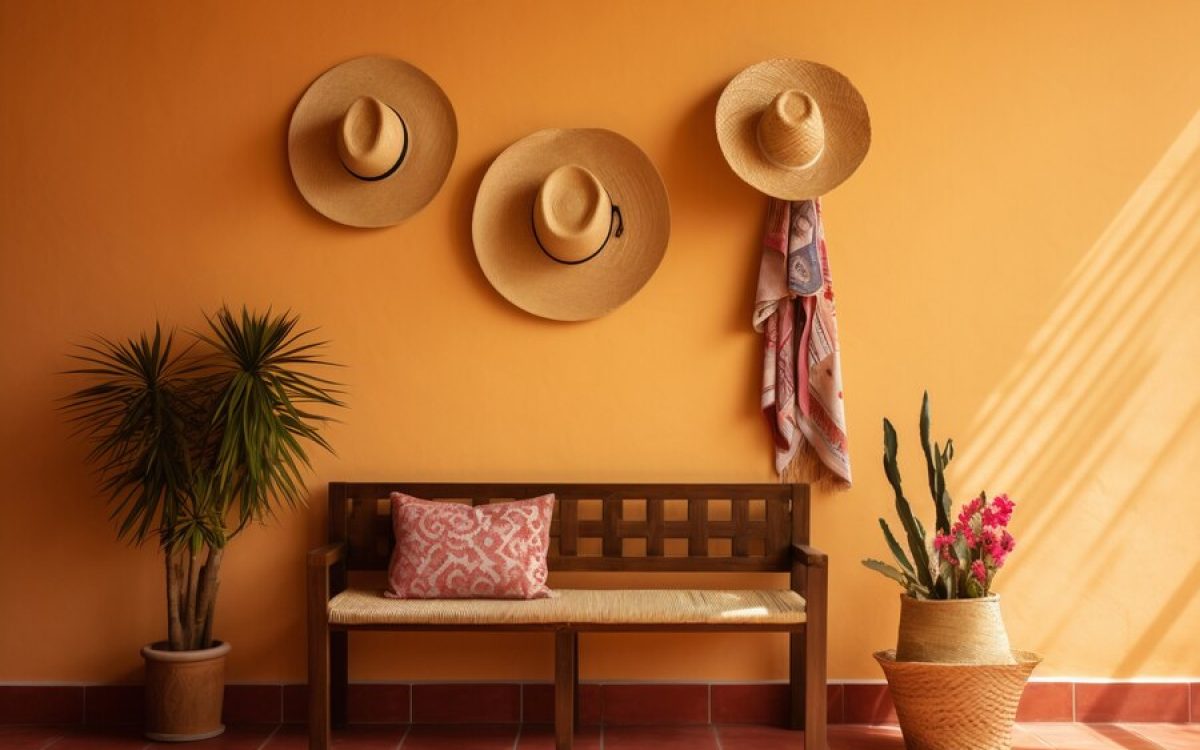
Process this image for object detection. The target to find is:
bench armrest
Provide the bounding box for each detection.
[308,542,346,568]
[792,543,828,568]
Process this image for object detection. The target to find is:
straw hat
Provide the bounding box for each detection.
[716,59,870,199]
[472,129,670,321]
[288,55,457,227]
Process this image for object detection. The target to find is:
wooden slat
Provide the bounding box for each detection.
[547,554,787,572]
[558,499,578,557]
[687,498,709,557]
[766,497,788,557]
[791,484,811,545]
[646,498,664,556]
[602,496,621,557]
[732,499,750,556]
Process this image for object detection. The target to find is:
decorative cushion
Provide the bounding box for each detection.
[385,492,555,599]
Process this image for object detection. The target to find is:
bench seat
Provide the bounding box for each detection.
[329,588,806,627]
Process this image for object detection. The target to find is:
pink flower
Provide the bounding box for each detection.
[933,532,957,563]
[956,496,984,531]
[971,560,987,586]
[983,494,1015,527]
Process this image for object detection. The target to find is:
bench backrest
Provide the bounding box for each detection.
[328,483,809,573]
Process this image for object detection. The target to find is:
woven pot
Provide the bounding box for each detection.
[141,640,230,742]
[896,593,1014,664]
[876,649,1041,750]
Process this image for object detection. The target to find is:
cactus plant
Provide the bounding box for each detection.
[863,392,1016,599]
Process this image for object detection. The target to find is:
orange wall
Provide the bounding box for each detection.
[2,0,1199,684]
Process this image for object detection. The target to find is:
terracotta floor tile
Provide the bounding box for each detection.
[49,726,150,749]
[1120,723,1200,749]
[716,724,807,749]
[399,724,518,750]
[828,724,905,750]
[1026,722,1129,749]
[172,725,280,749]
[263,724,407,749]
[0,725,70,750]
[603,725,719,750]
[1011,725,1054,749]
[513,725,602,749]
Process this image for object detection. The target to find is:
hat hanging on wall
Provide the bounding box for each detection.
[472,129,670,322]
[716,58,870,199]
[288,55,457,228]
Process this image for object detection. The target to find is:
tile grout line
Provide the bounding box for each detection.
[256,724,281,750]
[710,722,724,750]
[396,722,410,749]
[511,722,521,750]
[1120,722,1170,750]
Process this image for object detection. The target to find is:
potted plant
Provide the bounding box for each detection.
[862,392,1018,662]
[863,393,1039,750]
[63,307,343,741]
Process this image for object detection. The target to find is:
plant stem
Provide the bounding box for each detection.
[193,546,223,650]
[165,545,185,651]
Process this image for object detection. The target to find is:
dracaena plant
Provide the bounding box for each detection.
[62,306,344,650]
[862,393,1016,599]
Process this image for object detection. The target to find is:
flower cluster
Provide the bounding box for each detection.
[934,492,1016,597]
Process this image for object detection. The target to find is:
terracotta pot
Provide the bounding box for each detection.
[896,593,1014,664]
[141,640,230,742]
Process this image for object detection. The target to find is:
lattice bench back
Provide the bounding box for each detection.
[328,483,809,573]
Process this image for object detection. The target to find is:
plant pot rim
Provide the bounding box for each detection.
[141,640,231,662]
[875,648,1041,668]
[901,592,1001,604]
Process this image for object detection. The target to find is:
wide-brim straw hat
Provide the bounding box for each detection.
[472,129,670,322]
[717,58,870,199]
[875,650,1041,750]
[288,55,457,228]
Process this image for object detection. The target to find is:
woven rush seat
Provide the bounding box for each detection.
[329,587,806,626]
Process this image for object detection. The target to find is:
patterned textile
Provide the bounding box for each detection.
[385,493,555,599]
[753,198,852,487]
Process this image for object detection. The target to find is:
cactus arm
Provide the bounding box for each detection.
[863,558,931,598]
[879,518,916,575]
[883,418,935,591]
[920,392,952,534]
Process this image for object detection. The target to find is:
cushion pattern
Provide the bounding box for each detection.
[331,588,806,625]
[386,492,555,599]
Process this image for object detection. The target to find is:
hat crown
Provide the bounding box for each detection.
[757,89,826,170]
[337,95,408,179]
[533,165,614,263]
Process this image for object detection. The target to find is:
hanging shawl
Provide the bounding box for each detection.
[753,198,852,488]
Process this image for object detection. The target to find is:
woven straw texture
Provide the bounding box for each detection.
[716,58,870,199]
[876,650,1041,750]
[473,128,671,322]
[329,588,805,626]
[896,594,1015,665]
[288,55,457,227]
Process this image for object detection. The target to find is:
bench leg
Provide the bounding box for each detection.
[331,631,348,729]
[792,561,828,750]
[572,632,580,725]
[307,589,330,749]
[555,630,576,750]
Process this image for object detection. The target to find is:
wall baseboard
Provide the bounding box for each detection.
[1,680,1196,726]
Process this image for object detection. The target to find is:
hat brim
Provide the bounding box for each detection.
[716,59,870,200]
[288,56,457,228]
[473,129,670,322]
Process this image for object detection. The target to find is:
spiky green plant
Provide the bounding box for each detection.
[862,392,956,599]
[62,307,344,650]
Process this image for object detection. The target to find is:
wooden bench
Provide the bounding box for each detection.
[307,483,828,750]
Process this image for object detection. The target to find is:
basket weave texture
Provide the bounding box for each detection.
[875,649,1041,750]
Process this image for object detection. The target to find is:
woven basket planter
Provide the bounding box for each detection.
[896,593,1014,664]
[875,649,1041,750]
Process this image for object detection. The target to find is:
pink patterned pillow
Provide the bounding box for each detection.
[385,492,555,599]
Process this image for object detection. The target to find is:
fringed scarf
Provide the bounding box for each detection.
[753,198,852,488]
